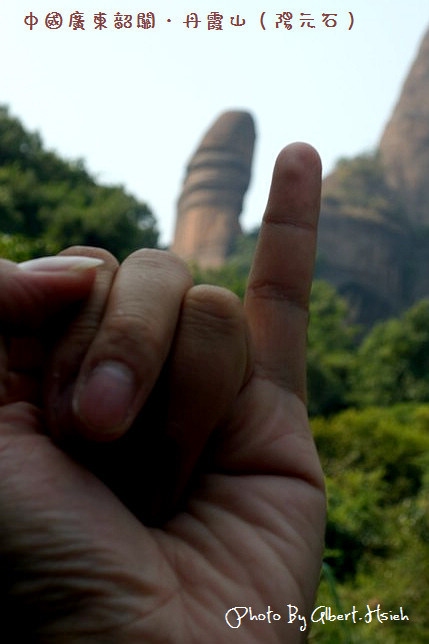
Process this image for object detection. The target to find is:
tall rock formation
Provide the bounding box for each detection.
[379,28,429,226]
[171,111,255,268]
[316,26,429,325]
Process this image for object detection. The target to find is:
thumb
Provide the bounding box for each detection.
[0,256,103,333]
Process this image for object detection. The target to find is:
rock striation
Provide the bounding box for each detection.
[171,110,255,268]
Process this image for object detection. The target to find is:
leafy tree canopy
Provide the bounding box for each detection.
[312,404,429,643]
[307,280,359,416]
[350,299,429,406]
[0,105,158,261]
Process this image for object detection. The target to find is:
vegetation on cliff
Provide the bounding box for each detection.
[322,152,406,224]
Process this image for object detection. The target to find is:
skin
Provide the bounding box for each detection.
[0,143,325,643]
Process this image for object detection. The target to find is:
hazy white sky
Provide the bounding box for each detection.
[2,1,429,245]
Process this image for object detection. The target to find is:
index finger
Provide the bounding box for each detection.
[244,143,321,399]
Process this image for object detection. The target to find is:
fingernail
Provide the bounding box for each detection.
[18,256,104,272]
[73,361,136,438]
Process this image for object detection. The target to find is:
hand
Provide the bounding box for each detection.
[0,143,325,643]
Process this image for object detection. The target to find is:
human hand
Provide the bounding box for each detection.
[0,143,325,643]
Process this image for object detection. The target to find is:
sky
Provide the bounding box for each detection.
[2,1,429,246]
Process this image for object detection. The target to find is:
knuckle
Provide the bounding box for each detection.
[185,285,244,334]
[247,279,310,313]
[126,248,192,283]
[101,312,164,364]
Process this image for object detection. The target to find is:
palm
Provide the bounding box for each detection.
[0,380,323,642]
[0,144,325,643]
[162,379,325,640]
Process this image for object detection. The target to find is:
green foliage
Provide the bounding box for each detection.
[314,405,429,572]
[0,233,58,262]
[350,300,429,406]
[311,404,429,642]
[309,281,357,353]
[307,281,359,416]
[191,261,248,299]
[0,105,158,261]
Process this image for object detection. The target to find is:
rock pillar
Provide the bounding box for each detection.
[171,110,255,268]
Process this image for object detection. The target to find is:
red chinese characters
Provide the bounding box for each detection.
[23,10,355,32]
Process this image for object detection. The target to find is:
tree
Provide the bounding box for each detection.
[311,404,429,643]
[350,299,429,406]
[0,105,158,261]
[307,280,358,416]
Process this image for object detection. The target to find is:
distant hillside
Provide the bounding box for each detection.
[317,28,429,326]
[0,105,158,261]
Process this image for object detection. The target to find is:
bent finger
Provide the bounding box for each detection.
[44,247,120,442]
[73,284,251,524]
[71,249,193,441]
[155,284,251,515]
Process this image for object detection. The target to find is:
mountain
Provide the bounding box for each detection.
[317,28,429,325]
